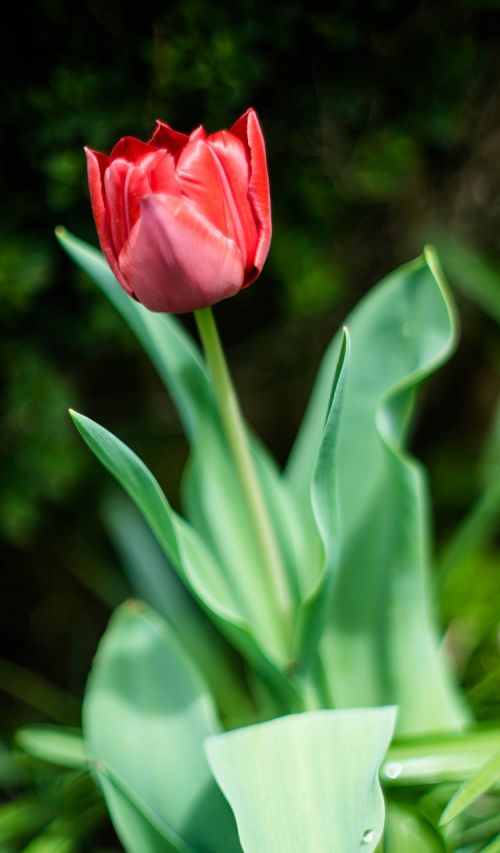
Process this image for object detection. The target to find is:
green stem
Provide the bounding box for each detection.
[194,307,293,642]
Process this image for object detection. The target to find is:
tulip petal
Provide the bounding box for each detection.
[126,150,179,228]
[110,136,156,162]
[230,108,272,283]
[104,159,133,256]
[189,125,208,143]
[150,121,189,157]
[118,194,244,313]
[206,130,259,278]
[176,138,234,245]
[85,147,131,293]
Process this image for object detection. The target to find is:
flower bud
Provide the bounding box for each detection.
[86,109,271,313]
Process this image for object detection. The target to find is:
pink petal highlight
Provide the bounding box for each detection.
[118,194,244,313]
[176,138,233,241]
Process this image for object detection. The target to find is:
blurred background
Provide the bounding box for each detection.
[1,0,499,845]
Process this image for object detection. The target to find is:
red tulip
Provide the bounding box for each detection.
[85,109,271,313]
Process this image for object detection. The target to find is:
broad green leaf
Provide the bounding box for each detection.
[440,751,500,826]
[206,706,396,853]
[383,803,446,851]
[15,726,86,769]
[71,411,300,710]
[84,601,241,852]
[95,762,193,853]
[286,248,468,734]
[102,492,253,725]
[294,328,350,666]
[59,230,306,666]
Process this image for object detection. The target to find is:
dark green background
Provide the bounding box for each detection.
[1,0,499,773]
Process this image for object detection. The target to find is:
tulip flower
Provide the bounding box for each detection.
[85,109,271,313]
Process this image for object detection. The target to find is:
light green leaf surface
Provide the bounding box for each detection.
[59,229,304,670]
[206,706,396,853]
[440,751,500,826]
[286,248,468,734]
[15,726,86,769]
[102,492,252,725]
[294,328,350,668]
[83,601,240,852]
[95,763,193,853]
[71,411,299,709]
[383,803,446,851]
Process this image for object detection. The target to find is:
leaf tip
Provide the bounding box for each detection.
[123,598,147,615]
[55,225,67,243]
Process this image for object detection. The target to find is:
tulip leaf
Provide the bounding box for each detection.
[383,803,446,851]
[294,328,350,668]
[102,492,252,725]
[206,706,396,853]
[286,248,468,734]
[383,726,500,787]
[84,601,241,852]
[59,229,305,669]
[15,726,86,769]
[439,751,500,826]
[71,411,299,709]
[94,762,193,853]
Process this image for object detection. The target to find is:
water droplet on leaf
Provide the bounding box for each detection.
[384,761,402,779]
[361,829,374,844]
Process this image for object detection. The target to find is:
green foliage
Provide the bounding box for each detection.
[15,727,86,770]
[206,707,396,852]
[287,249,468,733]
[83,602,240,852]
[4,5,500,843]
[57,233,497,850]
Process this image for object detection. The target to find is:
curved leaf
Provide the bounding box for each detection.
[71,411,300,710]
[84,601,241,852]
[102,492,252,725]
[287,249,468,734]
[294,328,350,668]
[206,706,396,853]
